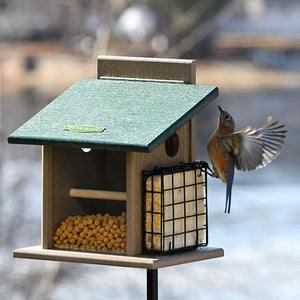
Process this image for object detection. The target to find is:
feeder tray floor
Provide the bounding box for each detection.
[13,245,224,269]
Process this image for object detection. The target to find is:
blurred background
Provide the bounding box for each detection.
[1,0,299,299]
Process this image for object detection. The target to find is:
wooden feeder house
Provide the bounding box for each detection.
[8,56,224,299]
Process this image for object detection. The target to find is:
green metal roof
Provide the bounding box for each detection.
[8,79,218,152]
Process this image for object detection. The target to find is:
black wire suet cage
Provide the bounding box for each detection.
[143,161,209,255]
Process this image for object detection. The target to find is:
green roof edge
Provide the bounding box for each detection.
[7,84,219,153]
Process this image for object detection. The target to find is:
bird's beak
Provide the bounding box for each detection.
[218,106,223,113]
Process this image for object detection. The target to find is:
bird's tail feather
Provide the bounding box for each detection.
[225,172,234,214]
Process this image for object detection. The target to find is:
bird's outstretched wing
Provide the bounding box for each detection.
[222,117,287,171]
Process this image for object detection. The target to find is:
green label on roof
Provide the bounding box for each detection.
[63,125,106,133]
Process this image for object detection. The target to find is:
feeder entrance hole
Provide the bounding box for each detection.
[165,133,179,157]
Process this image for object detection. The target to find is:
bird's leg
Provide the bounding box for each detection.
[210,169,219,178]
[207,164,219,178]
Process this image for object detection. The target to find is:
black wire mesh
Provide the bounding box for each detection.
[142,161,209,254]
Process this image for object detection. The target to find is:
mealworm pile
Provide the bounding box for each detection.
[53,212,126,253]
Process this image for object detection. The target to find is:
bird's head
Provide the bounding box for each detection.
[218,106,235,133]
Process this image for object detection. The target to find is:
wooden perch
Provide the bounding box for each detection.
[70,188,127,201]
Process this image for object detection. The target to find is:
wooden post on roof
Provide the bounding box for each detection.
[97,56,196,84]
[97,56,196,256]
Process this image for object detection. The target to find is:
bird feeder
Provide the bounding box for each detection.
[8,56,224,299]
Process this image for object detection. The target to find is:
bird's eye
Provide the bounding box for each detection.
[224,114,230,120]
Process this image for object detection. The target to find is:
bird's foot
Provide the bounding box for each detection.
[210,171,219,178]
[198,161,219,178]
[206,165,219,178]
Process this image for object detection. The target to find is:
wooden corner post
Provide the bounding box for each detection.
[97,56,196,256]
[42,145,53,249]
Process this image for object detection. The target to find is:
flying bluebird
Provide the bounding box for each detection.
[207,106,286,213]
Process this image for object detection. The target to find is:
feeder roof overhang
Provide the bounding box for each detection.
[8,79,218,152]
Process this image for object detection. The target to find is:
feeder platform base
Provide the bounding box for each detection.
[13,245,223,269]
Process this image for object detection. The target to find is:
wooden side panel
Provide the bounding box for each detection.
[42,146,53,249]
[190,118,196,161]
[97,55,196,84]
[126,123,191,255]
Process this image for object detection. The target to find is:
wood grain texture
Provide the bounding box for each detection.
[42,146,53,249]
[97,55,196,84]
[190,118,196,161]
[13,245,224,269]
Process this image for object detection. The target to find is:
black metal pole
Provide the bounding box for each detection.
[147,269,158,300]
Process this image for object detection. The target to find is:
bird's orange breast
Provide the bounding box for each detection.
[207,135,229,183]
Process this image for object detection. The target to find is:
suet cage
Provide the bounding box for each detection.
[143,161,209,254]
